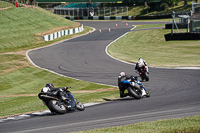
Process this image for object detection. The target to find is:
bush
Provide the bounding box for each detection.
[160,3,169,11]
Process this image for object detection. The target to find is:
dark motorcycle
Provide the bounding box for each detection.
[139,65,149,81]
[121,76,150,99]
[38,87,85,114]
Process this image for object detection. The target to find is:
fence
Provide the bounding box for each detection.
[53,6,129,17]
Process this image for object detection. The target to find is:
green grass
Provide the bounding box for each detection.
[0,65,110,96]
[134,23,165,29]
[0,3,199,133]
[0,96,44,117]
[0,7,75,53]
[108,28,200,68]
[127,1,192,16]
[76,115,200,133]
[0,1,15,8]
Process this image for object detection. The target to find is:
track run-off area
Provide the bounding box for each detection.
[0,21,200,133]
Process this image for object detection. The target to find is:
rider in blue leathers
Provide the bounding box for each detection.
[118,72,141,98]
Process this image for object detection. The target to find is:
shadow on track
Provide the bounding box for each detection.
[102,97,135,102]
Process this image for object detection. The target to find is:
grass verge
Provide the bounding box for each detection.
[108,26,200,68]
[0,6,78,53]
[76,115,200,133]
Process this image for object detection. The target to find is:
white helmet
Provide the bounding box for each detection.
[42,87,50,92]
[138,57,143,62]
[119,72,126,77]
[138,60,144,67]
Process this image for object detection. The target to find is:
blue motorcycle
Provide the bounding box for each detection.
[121,76,150,99]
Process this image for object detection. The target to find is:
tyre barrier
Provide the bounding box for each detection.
[164,33,200,41]
[165,23,187,29]
[41,24,84,41]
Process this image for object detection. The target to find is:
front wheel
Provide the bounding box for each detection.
[48,100,67,114]
[146,93,150,97]
[75,99,85,111]
[127,87,142,99]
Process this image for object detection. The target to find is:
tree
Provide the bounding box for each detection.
[184,0,187,7]
[164,0,180,6]
[144,0,148,7]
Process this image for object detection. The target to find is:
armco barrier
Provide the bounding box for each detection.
[42,24,83,41]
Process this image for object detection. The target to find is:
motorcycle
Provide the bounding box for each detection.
[38,87,85,114]
[139,65,149,81]
[121,76,150,99]
[136,61,149,81]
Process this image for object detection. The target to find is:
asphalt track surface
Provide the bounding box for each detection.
[1,21,200,133]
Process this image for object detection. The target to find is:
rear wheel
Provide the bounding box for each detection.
[127,87,142,99]
[75,99,85,111]
[145,72,149,81]
[48,100,66,114]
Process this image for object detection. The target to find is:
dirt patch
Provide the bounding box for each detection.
[36,22,82,36]
[0,94,37,98]
[1,50,28,56]
[0,54,31,75]
[0,61,29,75]
[0,7,12,10]
[0,88,118,98]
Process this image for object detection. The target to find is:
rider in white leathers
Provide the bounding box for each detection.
[135,57,148,74]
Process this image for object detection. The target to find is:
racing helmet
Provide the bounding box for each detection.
[138,60,144,67]
[138,57,143,61]
[119,72,126,77]
[46,83,54,88]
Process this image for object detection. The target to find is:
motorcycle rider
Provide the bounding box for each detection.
[118,72,141,98]
[45,83,70,102]
[135,57,148,74]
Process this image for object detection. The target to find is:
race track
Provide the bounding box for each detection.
[0,21,200,133]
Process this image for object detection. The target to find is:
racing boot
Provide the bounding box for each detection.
[145,90,150,97]
[141,89,147,96]
[142,87,150,97]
